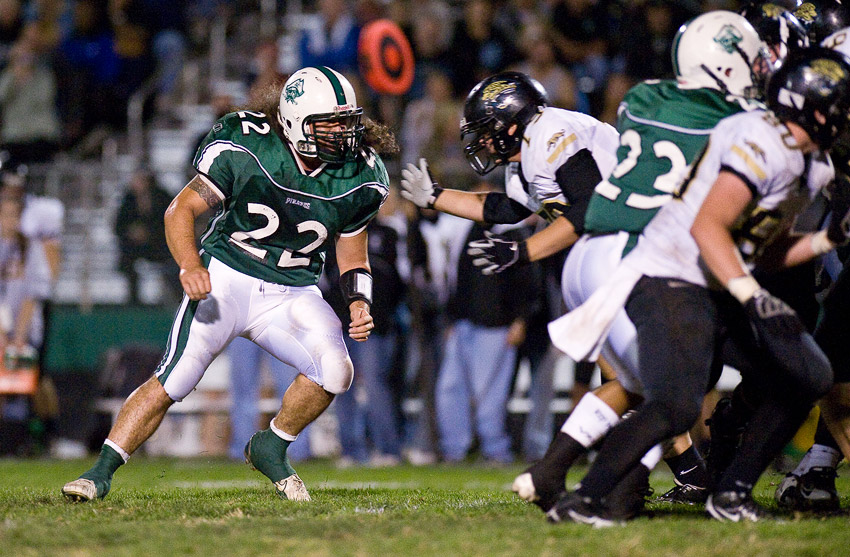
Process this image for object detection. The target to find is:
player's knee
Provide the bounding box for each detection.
[653,397,701,436]
[320,352,354,394]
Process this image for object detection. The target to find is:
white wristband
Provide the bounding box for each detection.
[810,230,837,256]
[726,274,761,304]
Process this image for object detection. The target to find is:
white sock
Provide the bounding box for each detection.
[795,444,842,474]
[561,392,620,448]
[104,439,131,463]
[640,444,662,470]
[270,419,298,442]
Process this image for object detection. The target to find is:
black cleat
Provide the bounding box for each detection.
[775,467,840,512]
[603,465,653,520]
[655,482,709,505]
[547,491,622,527]
[706,491,776,522]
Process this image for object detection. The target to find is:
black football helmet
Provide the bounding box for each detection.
[742,3,810,95]
[795,0,850,43]
[766,46,850,149]
[742,3,810,56]
[460,72,549,175]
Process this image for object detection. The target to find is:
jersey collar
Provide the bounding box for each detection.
[286,141,327,177]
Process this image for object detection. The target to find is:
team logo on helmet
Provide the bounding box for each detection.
[284,78,305,104]
[714,24,745,53]
[481,80,515,103]
[795,2,817,22]
[811,58,847,83]
[761,3,785,17]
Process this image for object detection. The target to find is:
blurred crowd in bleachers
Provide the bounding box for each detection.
[0,0,750,463]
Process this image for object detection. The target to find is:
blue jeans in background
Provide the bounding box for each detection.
[435,320,516,463]
[227,337,311,461]
[336,332,401,461]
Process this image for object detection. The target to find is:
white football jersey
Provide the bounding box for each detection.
[629,109,834,287]
[21,194,64,300]
[505,107,619,222]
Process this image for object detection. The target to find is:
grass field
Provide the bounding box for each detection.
[1,457,849,556]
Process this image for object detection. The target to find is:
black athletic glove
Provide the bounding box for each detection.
[466,231,529,275]
[743,288,806,350]
[827,176,850,245]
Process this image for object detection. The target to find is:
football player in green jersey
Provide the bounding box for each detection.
[62,66,397,503]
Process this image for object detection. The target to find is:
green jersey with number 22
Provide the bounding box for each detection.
[193,110,389,286]
[584,80,753,246]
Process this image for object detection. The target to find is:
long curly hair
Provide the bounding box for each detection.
[248,83,399,157]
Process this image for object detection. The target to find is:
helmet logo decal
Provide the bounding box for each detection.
[481,80,515,104]
[713,24,744,53]
[284,78,305,104]
[761,3,784,18]
[810,59,847,83]
[794,3,816,23]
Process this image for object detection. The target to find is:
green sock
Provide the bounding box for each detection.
[248,429,297,481]
[84,445,125,480]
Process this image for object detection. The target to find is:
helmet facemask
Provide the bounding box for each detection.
[461,116,521,175]
[303,110,365,164]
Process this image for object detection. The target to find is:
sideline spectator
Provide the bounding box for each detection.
[511,19,581,112]
[435,182,539,464]
[400,68,467,182]
[0,38,60,164]
[298,0,360,75]
[323,192,407,467]
[114,168,179,305]
[447,0,521,96]
[226,337,311,463]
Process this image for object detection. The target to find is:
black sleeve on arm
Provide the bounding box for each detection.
[482,192,534,224]
[555,148,603,235]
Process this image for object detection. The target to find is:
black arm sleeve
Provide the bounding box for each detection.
[482,192,534,224]
[554,148,603,235]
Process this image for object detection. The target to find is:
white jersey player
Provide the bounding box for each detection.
[400,71,618,276]
[548,47,850,525]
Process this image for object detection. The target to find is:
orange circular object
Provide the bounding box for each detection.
[358,19,415,95]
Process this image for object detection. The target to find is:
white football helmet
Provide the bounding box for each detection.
[672,10,769,96]
[278,66,364,163]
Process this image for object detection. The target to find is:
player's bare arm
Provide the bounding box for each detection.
[690,170,754,285]
[336,230,374,342]
[165,175,222,300]
[525,216,580,261]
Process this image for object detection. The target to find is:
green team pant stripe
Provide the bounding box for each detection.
[155,296,199,384]
[314,66,347,105]
[155,252,211,384]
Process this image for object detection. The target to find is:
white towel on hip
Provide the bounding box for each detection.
[548,263,643,362]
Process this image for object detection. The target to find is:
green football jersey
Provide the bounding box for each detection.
[192,110,389,286]
[584,80,751,239]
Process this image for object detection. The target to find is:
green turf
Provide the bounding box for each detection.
[1,457,849,556]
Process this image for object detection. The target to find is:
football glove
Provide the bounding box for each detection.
[466,231,529,275]
[400,158,443,209]
[743,288,806,351]
[826,175,850,246]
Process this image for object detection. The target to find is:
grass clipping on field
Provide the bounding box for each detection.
[0,458,847,556]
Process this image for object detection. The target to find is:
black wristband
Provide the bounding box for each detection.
[428,187,444,209]
[340,267,373,307]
